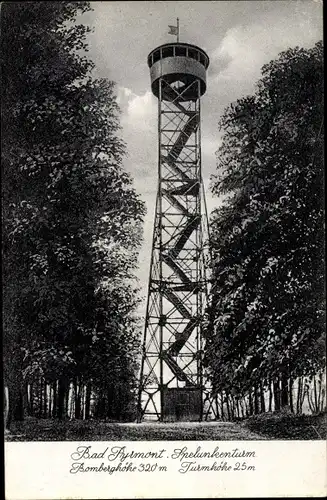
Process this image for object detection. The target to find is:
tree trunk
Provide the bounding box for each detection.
[226,394,231,420]
[14,389,25,421]
[220,393,224,420]
[281,374,289,408]
[48,385,52,418]
[74,379,81,419]
[260,382,266,413]
[57,378,68,420]
[81,385,86,420]
[273,378,280,411]
[39,378,43,418]
[107,385,115,419]
[299,378,306,413]
[13,376,26,422]
[243,395,249,417]
[306,385,315,413]
[96,396,106,419]
[4,385,10,431]
[248,390,253,415]
[268,379,273,412]
[236,399,240,419]
[229,395,234,420]
[6,366,26,428]
[254,385,259,414]
[313,376,318,412]
[65,384,70,417]
[52,380,57,418]
[85,383,91,420]
[296,377,302,414]
[43,381,47,418]
[317,375,322,412]
[29,383,34,416]
[233,395,237,420]
[289,378,294,413]
[240,398,245,418]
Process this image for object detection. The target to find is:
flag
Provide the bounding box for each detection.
[168,25,178,36]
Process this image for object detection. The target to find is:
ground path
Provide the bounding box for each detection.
[117,421,266,440]
[5,419,267,441]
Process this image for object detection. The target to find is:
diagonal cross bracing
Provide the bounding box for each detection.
[166,318,199,356]
[167,114,198,162]
[162,253,193,285]
[162,189,190,216]
[161,287,192,319]
[161,155,191,180]
[138,72,211,422]
[169,215,201,258]
[161,352,194,384]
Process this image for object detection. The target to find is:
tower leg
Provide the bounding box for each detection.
[138,70,212,422]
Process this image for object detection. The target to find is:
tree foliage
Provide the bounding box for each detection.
[206,42,324,409]
[2,1,146,422]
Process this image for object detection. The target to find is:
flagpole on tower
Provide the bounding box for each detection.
[168,19,180,42]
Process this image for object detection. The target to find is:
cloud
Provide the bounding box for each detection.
[117,87,157,132]
[202,136,220,160]
[116,86,134,105]
[127,91,156,123]
[210,8,322,98]
[116,86,158,187]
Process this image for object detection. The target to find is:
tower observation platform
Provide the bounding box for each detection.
[148,42,209,99]
[137,41,215,422]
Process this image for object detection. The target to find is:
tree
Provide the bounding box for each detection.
[2,2,146,425]
[206,41,324,416]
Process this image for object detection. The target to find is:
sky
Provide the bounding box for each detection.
[79,0,322,315]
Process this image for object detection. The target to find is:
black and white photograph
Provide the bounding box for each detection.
[2,0,325,497]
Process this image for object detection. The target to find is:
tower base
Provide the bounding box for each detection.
[162,387,202,422]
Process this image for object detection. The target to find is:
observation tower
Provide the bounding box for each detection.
[137,38,213,422]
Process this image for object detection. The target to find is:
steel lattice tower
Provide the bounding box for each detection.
[137,42,213,422]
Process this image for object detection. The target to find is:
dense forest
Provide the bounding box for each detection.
[2,2,145,426]
[205,41,325,420]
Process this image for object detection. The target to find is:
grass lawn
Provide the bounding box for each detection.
[6,418,265,441]
[5,412,326,441]
[241,411,326,440]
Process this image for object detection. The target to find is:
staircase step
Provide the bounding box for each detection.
[162,189,190,216]
[169,182,199,196]
[167,318,198,355]
[167,114,198,162]
[161,155,190,181]
[161,287,192,319]
[161,352,194,384]
[162,253,192,286]
[169,215,201,258]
